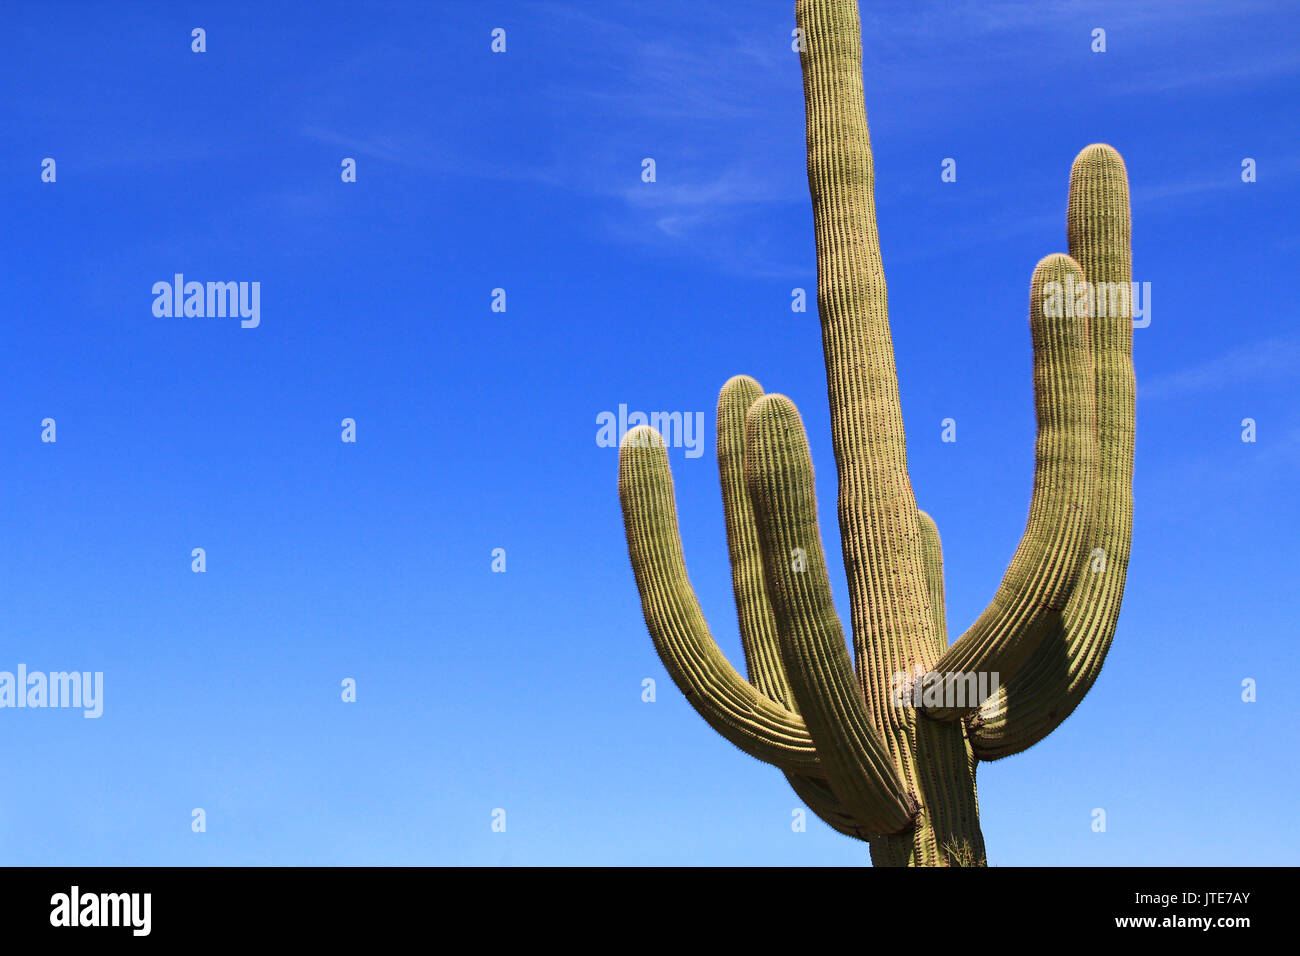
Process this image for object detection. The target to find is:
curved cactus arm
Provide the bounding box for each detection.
[920,253,1099,721]
[618,426,826,775]
[717,375,798,708]
[917,510,948,660]
[969,145,1134,759]
[744,394,918,836]
[785,772,877,840]
[796,0,940,704]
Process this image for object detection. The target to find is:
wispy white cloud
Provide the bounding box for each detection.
[298,126,410,166]
[861,0,1286,39]
[621,165,799,222]
[1141,337,1300,401]
[1115,52,1300,94]
[297,0,1299,278]
[528,0,795,122]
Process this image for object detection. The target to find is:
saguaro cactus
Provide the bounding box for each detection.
[617,0,1134,866]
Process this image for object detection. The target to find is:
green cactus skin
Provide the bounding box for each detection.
[617,0,1134,866]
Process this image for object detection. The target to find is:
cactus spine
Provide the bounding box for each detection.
[617,0,1134,866]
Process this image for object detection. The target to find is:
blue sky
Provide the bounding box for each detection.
[1,0,1297,865]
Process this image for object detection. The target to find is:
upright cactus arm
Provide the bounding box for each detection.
[920,253,1099,721]
[745,394,918,835]
[969,145,1134,759]
[916,510,948,660]
[618,428,826,775]
[717,375,798,709]
[716,375,871,836]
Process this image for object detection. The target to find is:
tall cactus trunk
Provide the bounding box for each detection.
[795,0,984,869]
[616,0,1134,866]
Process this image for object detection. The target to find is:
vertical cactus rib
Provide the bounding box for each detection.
[617,426,826,774]
[795,0,939,721]
[920,254,1099,721]
[744,394,917,836]
[970,145,1134,759]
